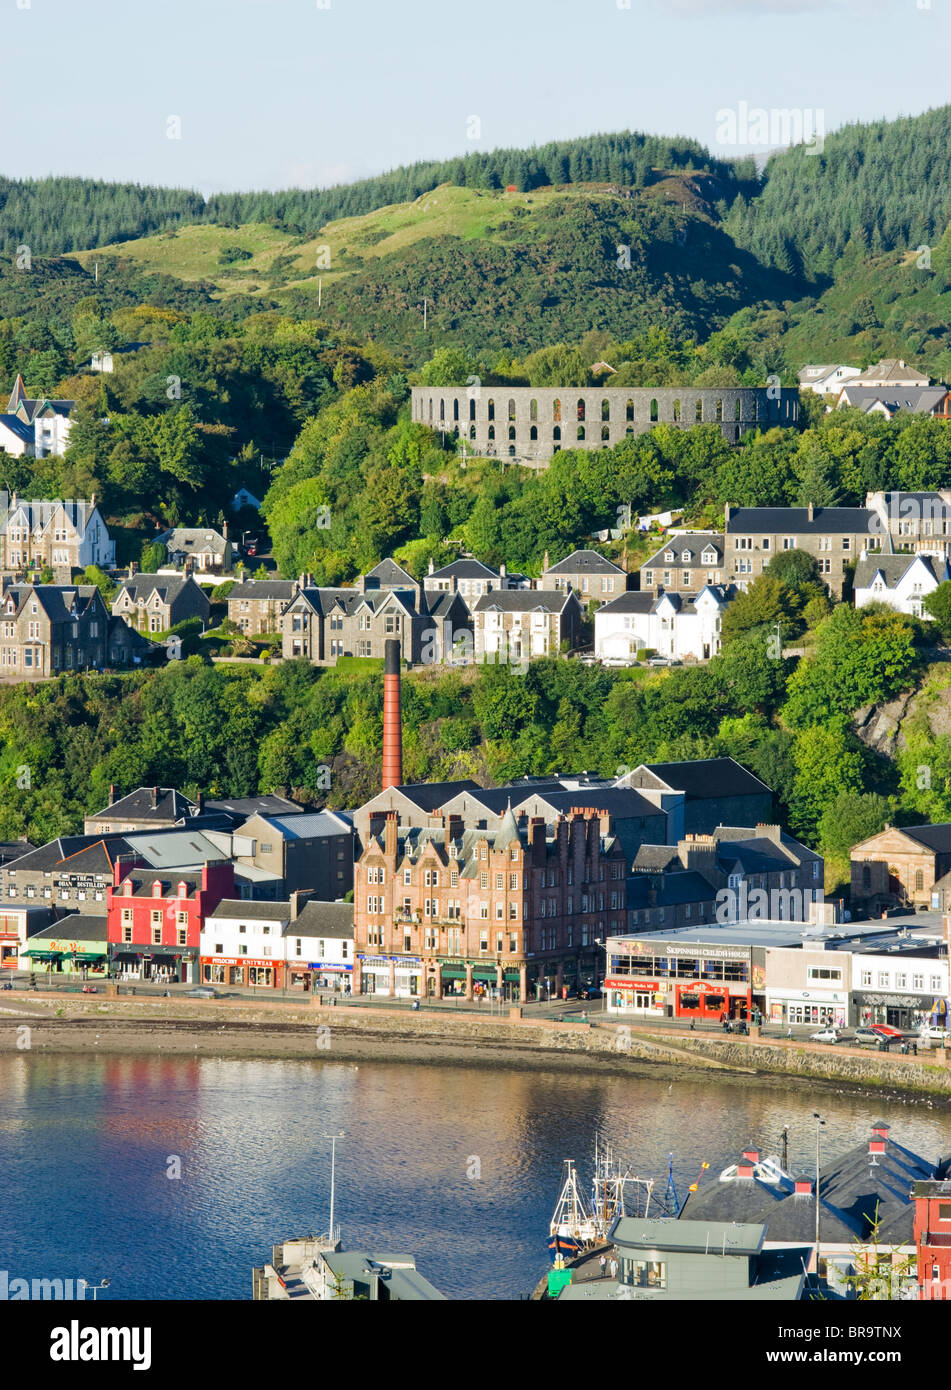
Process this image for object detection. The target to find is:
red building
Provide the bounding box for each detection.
[106,857,234,984]
[913,1178,951,1300]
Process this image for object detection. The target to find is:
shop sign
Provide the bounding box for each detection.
[307,963,352,972]
[605,978,658,991]
[359,955,421,967]
[199,955,272,969]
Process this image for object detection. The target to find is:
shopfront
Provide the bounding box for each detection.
[21,938,110,978]
[201,955,278,988]
[851,991,937,1031]
[112,948,196,984]
[308,961,353,993]
[766,988,847,1028]
[0,930,18,970]
[605,977,665,1016]
[359,954,421,998]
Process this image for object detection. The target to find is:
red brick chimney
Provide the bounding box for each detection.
[384,810,397,858]
[382,639,403,790]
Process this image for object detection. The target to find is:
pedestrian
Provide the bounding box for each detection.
[610,1257,618,1279]
[787,1025,793,1039]
[599,1253,607,1277]
[913,1041,918,1056]
[689,1019,695,1031]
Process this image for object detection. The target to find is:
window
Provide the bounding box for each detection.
[152,926,162,945]
[122,925,133,943]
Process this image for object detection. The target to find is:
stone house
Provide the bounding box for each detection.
[3,376,74,458]
[0,582,113,676]
[154,526,233,572]
[0,495,114,574]
[112,574,210,634]
[865,490,951,557]
[227,578,300,635]
[84,786,200,836]
[618,759,774,839]
[281,567,470,667]
[353,806,627,1000]
[639,531,725,596]
[423,557,511,610]
[850,823,951,912]
[724,503,879,599]
[538,549,628,603]
[472,589,583,660]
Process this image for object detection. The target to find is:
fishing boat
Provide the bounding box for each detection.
[548,1138,656,1263]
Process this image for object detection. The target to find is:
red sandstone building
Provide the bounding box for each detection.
[353,806,627,1001]
[106,857,235,984]
[913,1178,951,1299]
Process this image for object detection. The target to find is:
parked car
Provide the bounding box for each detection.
[579,985,602,1000]
[810,1027,839,1044]
[647,656,670,667]
[870,1023,905,1040]
[185,986,219,999]
[918,1024,950,1041]
[853,1028,887,1048]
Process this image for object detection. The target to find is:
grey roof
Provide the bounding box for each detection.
[597,591,657,615]
[209,899,292,922]
[427,558,499,581]
[893,823,951,854]
[853,552,946,590]
[473,590,574,614]
[123,829,229,868]
[637,758,771,800]
[27,915,110,942]
[365,558,417,588]
[0,415,35,446]
[727,506,876,535]
[853,358,931,385]
[5,835,129,876]
[545,549,626,575]
[627,869,717,909]
[155,527,229,556]
[205,794,304,820]
[256,812,352,840]
[611,1216,765,1256]
[642,532,724,567]
[838,385,947,415]
[286,900,353,939]
[0,498,96,533]
[89,787,196,825]
[0,584,105,625]
[114,574,206,605]
[227,581,298,601]
[387,780,481,812]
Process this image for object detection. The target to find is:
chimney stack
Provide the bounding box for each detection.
[807,502,814,522]
[109,783,116,807]
[382,639,403,790]
[151,786,159,810]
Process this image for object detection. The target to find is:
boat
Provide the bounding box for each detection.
[548,1138,656,1263]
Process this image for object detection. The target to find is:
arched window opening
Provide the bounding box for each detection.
[695,398,703,423]
[650,398,658,423]
[734,398,741,421]
[439,398,445,421]
[673,399,681,422]
[488,425,495,441]
[508,398,516,422]
[453,399,459,422]
[428,399,433,422]
[601,399,610,422]
[553,398,562,424]
[469,424,476,440]
[469,398,476,422]
[625,425,634,436]
[530,398,538,422]
[577,398,586,422]
[626,399,634,422]
[530,425,538,441]
[577,425,586,441]
[601,424,610,441]
[508,445,516,456]
[553,426,561,441]
[715,399,723,422]
[508,425,516,440]
[488,399,495,421]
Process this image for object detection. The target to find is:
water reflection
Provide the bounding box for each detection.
[1,1054,948,1299]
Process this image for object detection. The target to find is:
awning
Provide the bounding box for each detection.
[20,948,63,960]
[440,967,467,979]
[72,952,107,962]
[472,968,498,981]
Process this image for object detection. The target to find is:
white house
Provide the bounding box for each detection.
[797,364,863,396]
[849,948,948,1030]
[853,550,950,618]
[595,584,735,664]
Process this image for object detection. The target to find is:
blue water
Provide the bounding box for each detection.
[1,1052,949,1299]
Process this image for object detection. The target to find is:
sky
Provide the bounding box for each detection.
[1,0,947,194]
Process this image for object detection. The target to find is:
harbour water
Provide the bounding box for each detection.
[1,1052,949,1299]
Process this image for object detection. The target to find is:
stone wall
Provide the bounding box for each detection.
[411,386,799,461]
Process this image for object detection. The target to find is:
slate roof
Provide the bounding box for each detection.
[155,527,229,556]
[727,506,876,534]
[5,835,129,875]
[205,794,304,820]
[386,781,481,812]
[287,900,354,939]
[114,575,204,604]
[116,869,208,899]
[597,592,656,615]
[88,787,197,825]
[28,916,110,942]
[365,558,417,588]
[209,899,293,922]
[642,532,724,567]
[544,549,625,575]
[0,415,35,446]
[637,758,771,800]
[627,869,718,909]
[838,386,947,415]
[853,553,946,590]
[854,358,931,386]
[473,590,574,614]
[227,581,298,601]
[895,823,951,854]
[427,559,499,581]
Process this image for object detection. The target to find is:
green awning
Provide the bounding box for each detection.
[504,970,521,982]
[472,968,498,981]
[440,967,467,979]
[72,951,107,962]
[21,949,62,960]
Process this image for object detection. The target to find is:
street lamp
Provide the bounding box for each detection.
[813,1112,826,1276]
[81,1278,110,1302]
[324,1132,345,1246]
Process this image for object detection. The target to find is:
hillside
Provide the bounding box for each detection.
[73,182,799,358]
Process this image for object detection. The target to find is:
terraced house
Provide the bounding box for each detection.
[227,578,300,635]
[0,495,114,575]
[472,589,582,661]
[638,531,725,596]
[724,503,878,599]
[282,561,470,666]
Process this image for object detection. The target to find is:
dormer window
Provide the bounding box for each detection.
[664,551,674,562]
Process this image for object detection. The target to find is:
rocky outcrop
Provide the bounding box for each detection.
[852,690,916,757]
